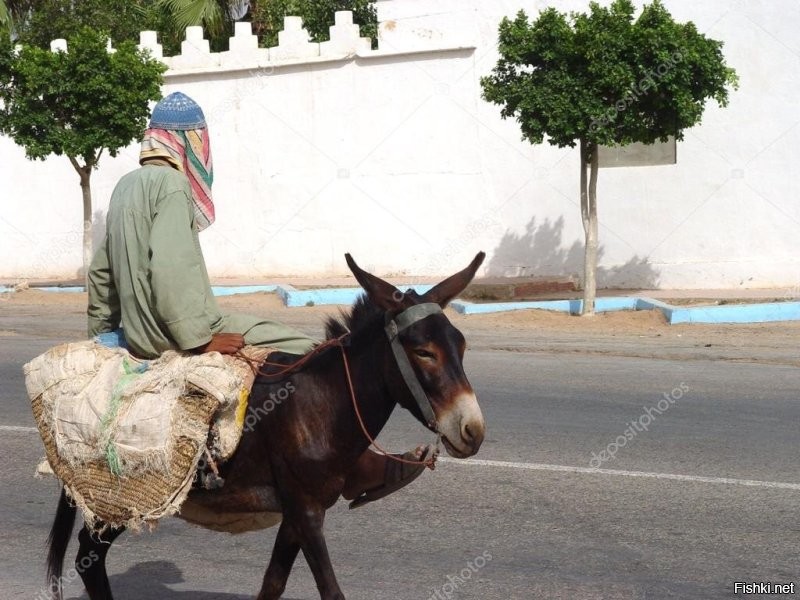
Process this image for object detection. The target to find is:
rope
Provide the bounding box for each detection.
[233,336,438,469]
[338,342,438,469]
[100,357,149,476]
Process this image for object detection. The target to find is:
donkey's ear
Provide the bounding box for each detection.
[345,253,404,311]
[423,251,485,308]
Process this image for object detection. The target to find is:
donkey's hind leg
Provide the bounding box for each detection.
[257,520,301,600]
[76,524,124,600]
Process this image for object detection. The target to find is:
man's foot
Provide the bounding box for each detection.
[345,444,436,510]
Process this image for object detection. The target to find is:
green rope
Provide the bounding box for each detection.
[100,358,148,476]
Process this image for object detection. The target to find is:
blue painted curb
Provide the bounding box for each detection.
[212,285,278,297]
[661,300,800,324]
[451,296,800,325]
[278,284,434,307]
[5,284,800,325]
[450,297,637,315]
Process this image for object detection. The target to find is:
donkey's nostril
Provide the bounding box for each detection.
[459,417,485,453]
[462,423,474,443]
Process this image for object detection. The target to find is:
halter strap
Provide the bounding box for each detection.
[384,303,443,430]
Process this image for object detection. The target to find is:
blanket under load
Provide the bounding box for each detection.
[24,341,275,532]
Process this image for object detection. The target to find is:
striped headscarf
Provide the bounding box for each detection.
[140,127,215,231]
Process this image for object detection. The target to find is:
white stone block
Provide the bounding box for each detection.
[271,16,320,60]
[283,16,303,31]
[181,26,211,57]
[334,11,354,26]
[172,26,219,70]
[50,39,67,53]
[106,39,117,54]
[186,26,206,44]
[321,10,371,56]
[230,21,259,52]
[139,31,163,60]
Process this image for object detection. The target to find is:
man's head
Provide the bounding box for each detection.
[140,92,214,231]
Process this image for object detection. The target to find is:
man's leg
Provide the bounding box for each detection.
[224,313,317,355]
[343,445,435,509]
[226,313,435,507]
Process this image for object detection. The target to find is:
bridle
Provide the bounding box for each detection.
[383,302,442,431]
[239,302,445,469]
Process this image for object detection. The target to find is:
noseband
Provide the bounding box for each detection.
[244,302,445,469]
[384,302,443,431]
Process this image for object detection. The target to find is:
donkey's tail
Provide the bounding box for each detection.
[46,488,76,600]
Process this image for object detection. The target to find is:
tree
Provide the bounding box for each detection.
[0,2,9,37]
[156,0,242,51]
[481,0,738,314]
[155,0,378,52]
[1,1,169,46]
[17,1,157,46]
[0,28,165,282]
[252,0,377,48]
[0,0,33,40]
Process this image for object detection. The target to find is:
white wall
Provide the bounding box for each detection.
[2,1,798,289]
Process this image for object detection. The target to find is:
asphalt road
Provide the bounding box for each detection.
[0,307,798,599]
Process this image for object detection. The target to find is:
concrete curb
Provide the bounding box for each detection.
[451,296,800,325]
[278,284,434,307]
[4,285,800,325]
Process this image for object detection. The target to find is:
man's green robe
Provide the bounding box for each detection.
[87,165,315,359]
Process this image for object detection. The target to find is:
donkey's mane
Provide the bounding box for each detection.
[324,294,383,340]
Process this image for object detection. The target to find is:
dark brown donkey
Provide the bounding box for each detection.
[45,252,487,600]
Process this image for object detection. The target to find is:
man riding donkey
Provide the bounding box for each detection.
[87,91,433,509]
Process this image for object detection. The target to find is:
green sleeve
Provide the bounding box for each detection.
[87,236,121,338]
[149,190,213,351]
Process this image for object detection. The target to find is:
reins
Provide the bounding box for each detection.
[337,341,438,469]
[234,330,438,470]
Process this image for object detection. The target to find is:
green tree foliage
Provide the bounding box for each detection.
[157,0,378,51]
[0,28,165,279]
[4,0,378,54]
[3,0,182,55]
[0,3,9,36]
[156,0,236,51]
[17,0,162,47]
[0,0,32,40]
[252,0,377,48]
[481,0,737,314]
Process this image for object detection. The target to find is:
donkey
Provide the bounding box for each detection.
[45,252,487,600]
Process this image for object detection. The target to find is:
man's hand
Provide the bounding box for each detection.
[194,333,245,355]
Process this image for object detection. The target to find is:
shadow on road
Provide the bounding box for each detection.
[67,560,306,600]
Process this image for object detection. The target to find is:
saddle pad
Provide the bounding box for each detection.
[25,341,271,531]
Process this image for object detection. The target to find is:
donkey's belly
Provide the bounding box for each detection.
[178,485,283,534]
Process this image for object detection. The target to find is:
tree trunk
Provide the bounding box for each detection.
[79,170,93,289]
[69,155,95,290]
[580,140,599,316]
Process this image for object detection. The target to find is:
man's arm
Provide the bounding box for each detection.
[149,190,249,357]
[87,236,121,338]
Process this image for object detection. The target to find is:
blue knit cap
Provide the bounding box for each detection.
[149,91,207,130]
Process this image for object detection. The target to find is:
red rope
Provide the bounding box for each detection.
[338,342,437,469]
[234,336,437,469]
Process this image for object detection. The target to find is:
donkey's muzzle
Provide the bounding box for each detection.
[438,391,485,458]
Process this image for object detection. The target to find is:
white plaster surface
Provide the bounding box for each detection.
[2,3,799,289]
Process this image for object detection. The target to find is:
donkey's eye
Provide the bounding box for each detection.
[413,349,437,360]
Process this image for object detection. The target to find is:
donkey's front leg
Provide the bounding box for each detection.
[293,506,345,600]
[257,519,301,600]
